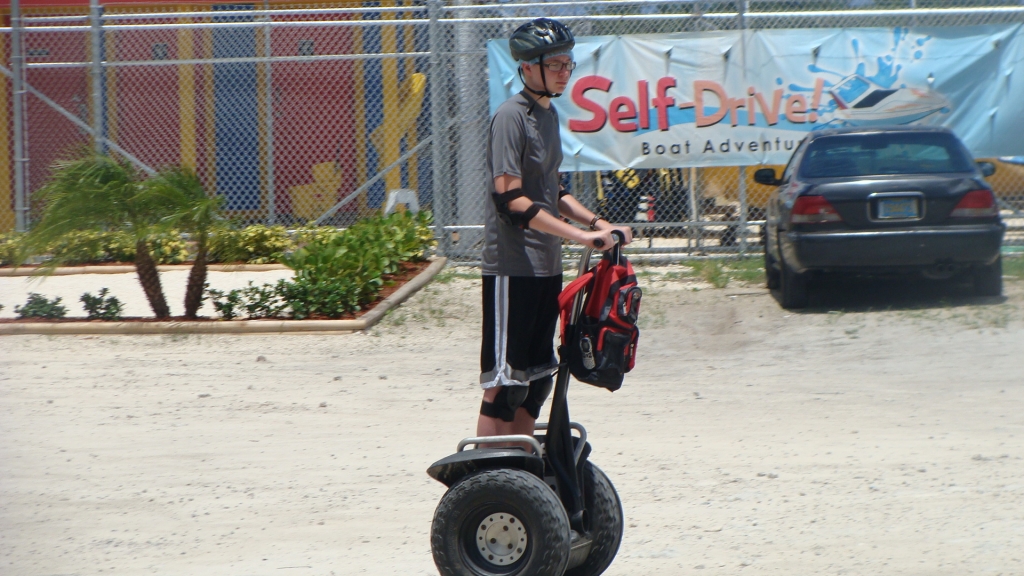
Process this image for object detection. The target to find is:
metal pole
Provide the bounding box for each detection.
[689,167,700,249]
[738,166,748,257]
[736,0,748,256]
[0,64,156,175]
[262,0,276,224]
[89,0,106,155]
[11,0,28,232]
[453,0,485,258]
[427,0,449,255]
[313,136,432,225]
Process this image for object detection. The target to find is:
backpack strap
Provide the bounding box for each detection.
[557,272,593,311]
[558,271,594,343]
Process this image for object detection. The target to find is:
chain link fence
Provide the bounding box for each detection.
[3,0,433,231]
[1,0,1022,260]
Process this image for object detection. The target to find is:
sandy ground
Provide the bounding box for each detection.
[1,266,1023,576]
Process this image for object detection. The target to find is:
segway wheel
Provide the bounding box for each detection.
[431,468,571,576]
[564,463,623,576]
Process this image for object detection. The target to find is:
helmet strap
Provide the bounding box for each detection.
[520,54,562,106]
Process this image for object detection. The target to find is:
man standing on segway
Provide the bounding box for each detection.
[478,18,632,441]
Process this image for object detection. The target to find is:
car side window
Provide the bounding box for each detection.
[781,139,808,183]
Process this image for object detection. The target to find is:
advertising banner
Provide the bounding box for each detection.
[487,25,1024,170]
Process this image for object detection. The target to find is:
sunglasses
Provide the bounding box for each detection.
[539,61,577,72]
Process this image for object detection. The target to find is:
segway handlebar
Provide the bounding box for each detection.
[590,229,625,249]
[579,229,625,277]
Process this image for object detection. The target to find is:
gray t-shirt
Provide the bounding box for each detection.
[482,92,563,277]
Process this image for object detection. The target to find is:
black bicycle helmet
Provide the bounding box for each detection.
[510,18,575,102]
[509,18,575,63]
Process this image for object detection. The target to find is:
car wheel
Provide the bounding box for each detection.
[431,469,571,576]
[763,232,780,290]
[779,256,810,309]
[973,255,1002,297]
[564,463,623,576]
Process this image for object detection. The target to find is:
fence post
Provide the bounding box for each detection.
[738,167,748,257]
[11,0,27,232]
[427,0,449,255]
[736,0,748,257]
[262,0,276,225]
[453,0,485,258]
[89,0,106,155]
[689,167,700,250]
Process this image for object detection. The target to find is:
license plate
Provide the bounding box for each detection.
[877,197,919,219]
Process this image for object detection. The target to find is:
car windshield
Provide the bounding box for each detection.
[799,133,975,179]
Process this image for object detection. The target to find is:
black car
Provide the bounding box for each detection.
[755,126,1006,309]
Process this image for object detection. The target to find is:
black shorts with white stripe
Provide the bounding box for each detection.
[480,274,562,389]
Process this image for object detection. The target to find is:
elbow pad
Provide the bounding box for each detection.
[492,188,542,230]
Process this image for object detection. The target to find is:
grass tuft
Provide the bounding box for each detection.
[1004,255,1024,280]
[635,257,765,288]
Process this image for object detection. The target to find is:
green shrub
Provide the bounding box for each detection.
[103,232,138,263]
[0,232,23,266]
[15,293,68,319]
[285,211,433,279]
[146,231,190,264]
[280,211,433,318]
[43,230,133,265]
[52,230,189,265]
[292,226,344,250]
[210,225,292,264]
[5,214,433,269]
[205,211,434,320]
[388,209,436,264]
[206,278,355,320]
[6,229,187,266]
[80,288,124,320]
[277,275,369,319]
[206,281,286,320]
[205,287,243,320]
[240,281,286,318]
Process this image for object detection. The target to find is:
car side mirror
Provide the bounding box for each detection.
[976,161,996,177]
[753,168,781,186]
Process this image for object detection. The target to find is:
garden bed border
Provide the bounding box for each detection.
[0,258,446,336]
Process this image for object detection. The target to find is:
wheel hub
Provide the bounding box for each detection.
[476,513,527,567]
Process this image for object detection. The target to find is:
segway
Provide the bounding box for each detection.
[428,232,629,576]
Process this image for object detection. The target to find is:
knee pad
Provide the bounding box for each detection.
[480,385,530,423]
[521,376,553,420]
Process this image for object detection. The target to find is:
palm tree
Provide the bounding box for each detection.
[22,154,173,318]
[145,167,225,319]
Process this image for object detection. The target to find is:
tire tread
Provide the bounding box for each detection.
[432,469,570,576]
[779,258,809,309]
[564,463,623,576]
[973,256,1003,297]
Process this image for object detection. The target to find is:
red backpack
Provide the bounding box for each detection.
[558,251,642,391]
